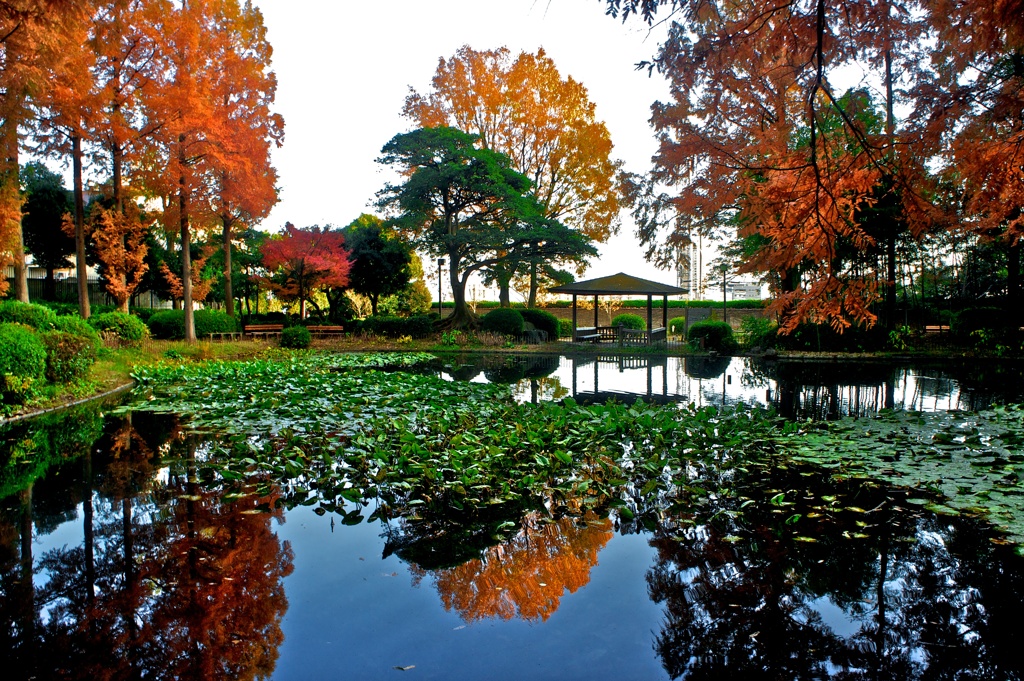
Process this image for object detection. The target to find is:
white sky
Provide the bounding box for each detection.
[250,0,676,294]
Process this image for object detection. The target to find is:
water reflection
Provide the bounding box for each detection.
[407,512,613,623]
[0,411,294,680]
[440,354,1024,416]
[3,396,1024,679]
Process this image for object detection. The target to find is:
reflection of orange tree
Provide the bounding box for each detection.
[411,512,612,623]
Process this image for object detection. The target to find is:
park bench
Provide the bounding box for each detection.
[244,323,284,339]
[924,325,950,334]
[308,325,346,337]
[206,330,241,341]
[574,327,601,343]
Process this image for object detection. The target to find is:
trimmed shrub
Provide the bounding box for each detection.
[520,309,559,340]
[0,300,58,330]
[0,323,46,404]
[558,318,574,339]
[687,320,737,352]
[481,308,524,336]
[611,313,646,330]
[147,310,185,340]
[280,325,311,349]
[741,316,778,349]
[41,330,96,383]
[148,309,239,339]
[357,314,435,338]
[53,315,102,353]
[668,317,687,335]
[131,307,157,325]
[89,311,149,345]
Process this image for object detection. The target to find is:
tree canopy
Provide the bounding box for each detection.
[606,0,1024,332]
[260,222,350,319]
[404,45,621,306]
[376,126,596,328]
[341,213,412,317]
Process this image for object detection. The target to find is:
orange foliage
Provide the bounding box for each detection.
[89,203,151,312]
[404,45,621,297]
[160,243,216,303]
[411,513,613,623]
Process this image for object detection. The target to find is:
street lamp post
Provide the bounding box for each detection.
[437,258,446,318]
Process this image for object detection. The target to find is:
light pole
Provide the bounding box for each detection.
[437,258,446,317]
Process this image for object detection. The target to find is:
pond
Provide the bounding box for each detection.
[439,353,1024,416]
[2,352,1024,680]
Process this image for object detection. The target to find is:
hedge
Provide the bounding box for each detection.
[481,308,524,336]
[53,315,102,352]
[520,309,559,340]
[148,309,239,339]
[89,311,150,345]
[0,300,58,330]
[42,330,96,383]
[611,313,646,330]
[281,326,311,349]
[357,314,436,338]
[0,323,46,404]
[686,320,737,352]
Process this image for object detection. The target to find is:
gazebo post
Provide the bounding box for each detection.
[646,294,653,343]
[662,295,668,329]
[572,294,577,340]
[593,295,598,328]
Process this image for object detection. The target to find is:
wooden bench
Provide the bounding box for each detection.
[244,323,284,339]
[206,331,241,341]
[575,327,600,343]
[308,325,346,337]
[924,325,950,334]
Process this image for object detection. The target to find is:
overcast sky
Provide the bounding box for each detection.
[250,0,676,294]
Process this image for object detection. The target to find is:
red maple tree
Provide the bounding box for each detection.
[260,223,350,318]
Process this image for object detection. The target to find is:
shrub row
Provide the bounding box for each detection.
[356,314,436,338]
[148,309,238,340]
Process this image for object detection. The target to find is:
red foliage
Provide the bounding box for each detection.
[260,223,350,317]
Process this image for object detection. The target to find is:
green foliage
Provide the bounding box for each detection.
[20,161,75,275]
[0,299,58,330]
[0,323,46,404]
[777,322,886,352]
[41,330,96,383]
[741,316,778,349]
[89,311,150,345]
[147,309,239,340]
[558,318,574,339]
[280,325,311,349]
[952,307,1014,339]
[611,313,646,330]
[687,320,737,352]
[52,315,102,352]
[617,298,766,309]
[481,308,524,336]
[520,309,559,339]
[342,213,413,314]
[887,325,913,351]
[668,317,687,335]
[357,314,436,338]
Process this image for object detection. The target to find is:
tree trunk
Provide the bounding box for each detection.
[222,215,234,317]
[1008,238,1021,313]
[528,257,538,308]
[73,134,90,318]
[498,280,511,307]
[179,136,195,342]
[2,120,29,302]
[441,254,476,328]
[370,292,379,316]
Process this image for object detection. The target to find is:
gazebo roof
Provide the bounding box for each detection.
[548,272,688,296]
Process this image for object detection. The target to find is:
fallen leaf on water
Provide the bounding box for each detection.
[394,665,415,671]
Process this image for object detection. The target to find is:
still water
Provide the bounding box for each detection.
[3,356,1024,680]
[441,353,1024,416]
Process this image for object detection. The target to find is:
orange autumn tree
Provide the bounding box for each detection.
[260,223,351,318]
[79,203,151,311]
[1,0,77,300]
[606,0,937,332]
[404,46,621,307]
[410,513,613,623]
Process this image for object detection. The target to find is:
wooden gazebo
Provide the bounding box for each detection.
[549,272,688,344]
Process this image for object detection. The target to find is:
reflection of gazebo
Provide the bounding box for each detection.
[549,272,688,344]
